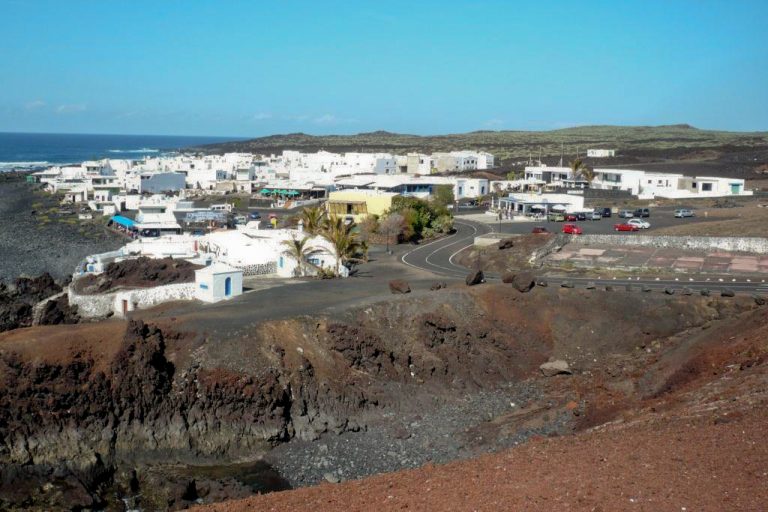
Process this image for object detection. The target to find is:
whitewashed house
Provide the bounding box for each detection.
[195,263,243,303]
[587,149,616,158]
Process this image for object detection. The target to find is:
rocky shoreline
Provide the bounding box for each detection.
[0,176,123,282]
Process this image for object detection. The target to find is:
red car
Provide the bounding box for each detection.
[531,226,549,234]
[565,214,578,222]
[562,223,583,235]
[614,223,640,232]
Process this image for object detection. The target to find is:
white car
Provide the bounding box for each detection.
[675,209,695,218]
[627,218,651,229]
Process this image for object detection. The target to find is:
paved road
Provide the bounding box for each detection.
[399,217,768,296]
[401,219,492,278]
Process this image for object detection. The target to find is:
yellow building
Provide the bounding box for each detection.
[327,189,399,222]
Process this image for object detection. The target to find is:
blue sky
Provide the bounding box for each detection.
[1,0,766,136]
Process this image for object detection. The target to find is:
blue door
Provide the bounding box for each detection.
[224,277,232,296]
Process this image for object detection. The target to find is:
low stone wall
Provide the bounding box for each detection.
[572,235,768,254]
[474,233,516,247]
[68,288,117,318]
[114,283,196,317]
[69,283,196,318]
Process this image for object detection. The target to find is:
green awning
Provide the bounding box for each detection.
[259,188,271,194]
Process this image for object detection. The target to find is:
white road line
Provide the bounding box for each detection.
[400,220,483,276]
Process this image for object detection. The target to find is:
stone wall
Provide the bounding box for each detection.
[572,235,768,254]
[69,283,196,318]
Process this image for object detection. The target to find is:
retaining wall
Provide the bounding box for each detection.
[69,282,196,318]
[572,235,768,254]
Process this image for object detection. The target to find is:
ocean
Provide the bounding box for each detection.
[0,132,243,171]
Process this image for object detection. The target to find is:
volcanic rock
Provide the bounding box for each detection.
[389,280,411,294]
[465,270,485,286]
[539,360,572,377]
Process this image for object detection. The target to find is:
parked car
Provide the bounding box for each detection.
[627,218,651,229]
[565,214,578,221]
[674,209,695,218]
[576,212,587,221]
[598,207,612,218]
[618,210,634,218]
[614,223,640,232]
[562,223,583,235]
[633,208,651,218]
[547,212,565,222]
[248,211,262,220]
[234,214,247,224]
[589,211,603,220]
[531,226,549,234]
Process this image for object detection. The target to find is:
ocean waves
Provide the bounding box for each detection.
[107,148,160,154]
[0,161,50,172]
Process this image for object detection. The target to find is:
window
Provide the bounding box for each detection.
[702,183,712,191]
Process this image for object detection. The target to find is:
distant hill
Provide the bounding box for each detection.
[189,125,768,166]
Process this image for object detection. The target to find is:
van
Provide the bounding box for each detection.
[633,208,650,218]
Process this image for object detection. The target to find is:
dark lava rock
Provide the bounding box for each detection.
[585,281,596,290]
[721,288,735,297]
[465,270,484,286]
[753,294,766,306]
[604,285,613,291]
[560,281,574,288]
[700,289,711,296]
[642,285,653,292]
[681,287,693,296]
[389,280,411,294]
[664,288,675,295]
[0,272,66,332]
[429,282,447,291]
[497,238,515,250]
[502,272,535,293]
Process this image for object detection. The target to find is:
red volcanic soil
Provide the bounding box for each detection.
[196,305,768,512]
[198,410,767,512]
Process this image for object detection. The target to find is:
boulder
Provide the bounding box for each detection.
[664,287,675,295]
[539,360,572,377]
[536,279,548,287]
[604,285,613,291]
[560,281,574,288]
[585,281,596,290]
[497,238,515,250]
[721,288,735,298]
[642,285,653,293]
[504,272,536,293]
[681,287,693,296]
[465,270,485,286]
[388,280,411,294]
[700,288,711,296]
[753,294,766,306]
[323,473,341,484]
[429,282,447,291]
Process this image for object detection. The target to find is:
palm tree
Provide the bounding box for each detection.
[569,158,595,185]
[298,206,326,235]
[320,215,364,275]
[281,235,322,277]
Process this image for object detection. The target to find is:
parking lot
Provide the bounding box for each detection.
[460,206,720,236]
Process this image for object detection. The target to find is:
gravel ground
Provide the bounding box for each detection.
[0,179,123,282]
[267,382,571,488]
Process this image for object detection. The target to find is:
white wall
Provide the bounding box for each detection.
[195,270,243,302]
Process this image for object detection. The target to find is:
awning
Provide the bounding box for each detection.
[259,188,271,194]
[530,204,545,209]
[550,204,566,211]
[111,215,135,228]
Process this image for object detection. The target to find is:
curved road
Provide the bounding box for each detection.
[401,219,493,278]
[400,219,768,296]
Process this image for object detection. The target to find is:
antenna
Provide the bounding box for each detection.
[559,143,563,167]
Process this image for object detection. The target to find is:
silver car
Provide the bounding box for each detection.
[674,209,695,218]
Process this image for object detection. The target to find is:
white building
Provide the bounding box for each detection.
[497,193,586,216]
[587,149,616,158]
[195,263,243,303]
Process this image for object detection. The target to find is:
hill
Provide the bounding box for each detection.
[191,124,768,164]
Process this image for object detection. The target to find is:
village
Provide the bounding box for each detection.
[24,145,759,318]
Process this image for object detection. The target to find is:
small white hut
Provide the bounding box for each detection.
[195,263,243,303]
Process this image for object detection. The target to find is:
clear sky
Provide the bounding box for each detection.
[1,0,766,137]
